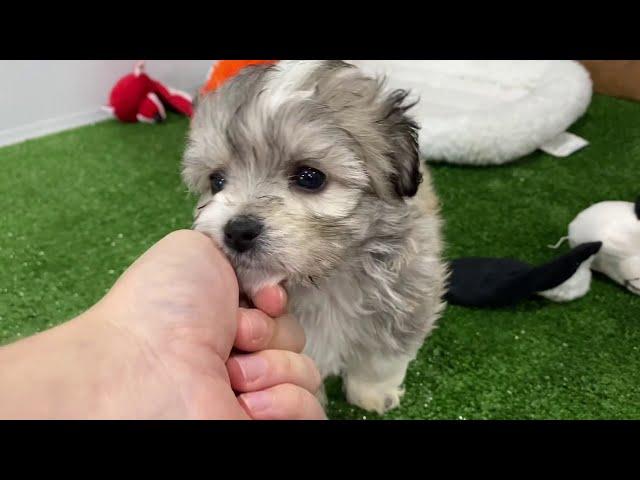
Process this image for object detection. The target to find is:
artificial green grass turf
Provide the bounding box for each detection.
[1,93,639,419]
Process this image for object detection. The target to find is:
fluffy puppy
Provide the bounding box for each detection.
[182,60,447,414]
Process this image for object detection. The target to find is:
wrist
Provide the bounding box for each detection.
[0,305,159,419]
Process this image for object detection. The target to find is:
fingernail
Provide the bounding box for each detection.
[234,355,268,383]
[247,311,269,345]
[240,391,272,413]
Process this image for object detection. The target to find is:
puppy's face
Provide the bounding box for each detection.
[182,61,421,294]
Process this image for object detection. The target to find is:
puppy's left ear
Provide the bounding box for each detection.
[379,89,422,198]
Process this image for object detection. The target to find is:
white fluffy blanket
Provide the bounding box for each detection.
[350,61,593,165]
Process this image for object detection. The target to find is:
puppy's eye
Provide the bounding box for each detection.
[209,171,226,194]
[291,166,326,191]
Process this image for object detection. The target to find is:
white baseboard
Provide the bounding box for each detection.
[0,80,203,149]
[0,109,112,149]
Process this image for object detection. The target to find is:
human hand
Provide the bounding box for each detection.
[96,229,325,419]
[0,230,325,420]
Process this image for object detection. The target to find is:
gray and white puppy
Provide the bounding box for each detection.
[182,60,447,414]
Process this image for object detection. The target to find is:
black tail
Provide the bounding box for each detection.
[445,242,603,308]
[635,195,639,219]
[526,241,603,293]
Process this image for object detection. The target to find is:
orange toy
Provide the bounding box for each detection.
[201,60,278,95]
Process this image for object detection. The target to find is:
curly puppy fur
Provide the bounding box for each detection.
[183,60,447,414]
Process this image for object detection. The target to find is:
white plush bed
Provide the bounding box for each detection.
[350,61,593,166]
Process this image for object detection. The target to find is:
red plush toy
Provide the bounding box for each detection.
[104,61,193,123]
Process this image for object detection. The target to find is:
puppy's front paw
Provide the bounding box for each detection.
[344,378,405,415]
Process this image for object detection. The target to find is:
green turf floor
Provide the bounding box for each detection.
[1,94,639,419]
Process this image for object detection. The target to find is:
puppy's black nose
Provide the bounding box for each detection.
[224,215,264,253]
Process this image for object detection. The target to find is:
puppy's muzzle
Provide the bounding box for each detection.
[224,215,264,253]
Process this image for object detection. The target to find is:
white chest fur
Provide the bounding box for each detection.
[288,270,374,378]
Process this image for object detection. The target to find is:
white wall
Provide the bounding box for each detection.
[0,60,213,147]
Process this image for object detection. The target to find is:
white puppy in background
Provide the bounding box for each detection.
[182,60,447,414]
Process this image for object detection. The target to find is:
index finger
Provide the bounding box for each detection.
[251,284,288,318]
